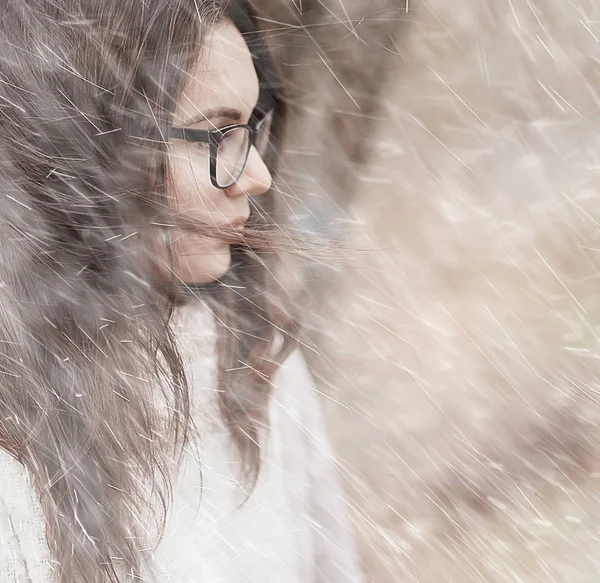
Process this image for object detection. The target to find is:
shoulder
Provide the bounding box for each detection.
[271,347,325,430]
[0,449,53,581]
[273,348,315,392]
[0,449,41,521]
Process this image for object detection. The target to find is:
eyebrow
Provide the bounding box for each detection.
[181,107,242,127]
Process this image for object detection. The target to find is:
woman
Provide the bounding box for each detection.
[0,0,363,581]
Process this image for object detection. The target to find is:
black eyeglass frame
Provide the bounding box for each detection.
[170,109,274,190]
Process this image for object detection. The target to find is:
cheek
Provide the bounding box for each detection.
[169,145,215,215]
[166,145,233,283]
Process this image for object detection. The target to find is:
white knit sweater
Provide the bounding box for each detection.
[0,300,363,582]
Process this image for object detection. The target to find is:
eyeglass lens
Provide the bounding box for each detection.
[215,111,274,188]
[255,111,273,158]
[216,126,250,188]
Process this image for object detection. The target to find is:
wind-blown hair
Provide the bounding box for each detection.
[0,0,297,581]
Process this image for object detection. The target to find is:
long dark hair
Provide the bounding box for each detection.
[0,0,297,581]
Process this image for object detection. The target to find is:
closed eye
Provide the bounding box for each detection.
[194,141,210,152]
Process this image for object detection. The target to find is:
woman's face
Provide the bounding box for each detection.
[169,20,272,284]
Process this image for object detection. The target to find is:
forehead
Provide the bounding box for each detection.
[176,21,259,122]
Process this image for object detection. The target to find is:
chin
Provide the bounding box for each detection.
[178,244,232,284]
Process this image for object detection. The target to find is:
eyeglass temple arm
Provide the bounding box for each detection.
[169,127,212,143]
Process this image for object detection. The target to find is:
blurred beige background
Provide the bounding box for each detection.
[262,1,600,581]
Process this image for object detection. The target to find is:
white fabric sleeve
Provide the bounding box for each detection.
[0,451,54,582]
[281,349,366,583]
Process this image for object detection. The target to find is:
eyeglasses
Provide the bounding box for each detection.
[170,109,274,190]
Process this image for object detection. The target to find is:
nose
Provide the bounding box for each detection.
[226,146,272,198]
